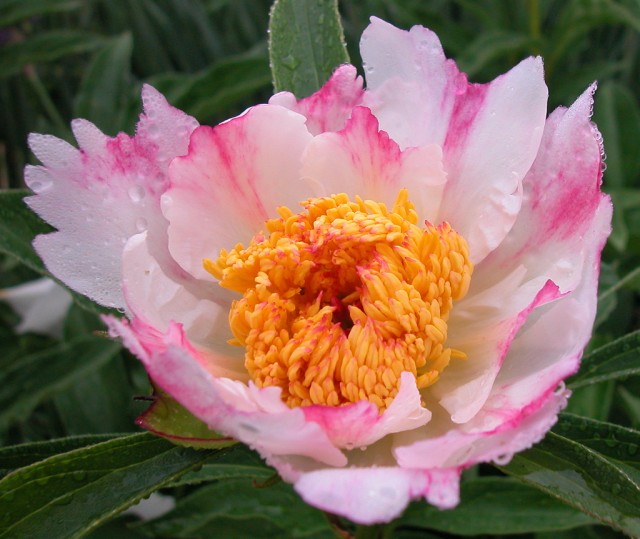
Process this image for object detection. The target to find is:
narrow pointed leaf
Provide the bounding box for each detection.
[171,444,272,487]
[499,415,640,536]
[0,31,103,78]
[568,330,640,389]
[134,478,335,538]
[74,33,134,135]
[399,478,593,534]
[269,0,349,97]
[0,335,122,430]
[553,414,640,472]
[0,434,120,473]
[0,0,82,27]
[148,46,271,122]
[0,433,216,539]
[0,190,51,275]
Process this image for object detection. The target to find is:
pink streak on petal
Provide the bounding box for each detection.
[361,18,548,263]
[294,467,460,524]
[398,198,611,471]
[395,386,569,469]
[105,316,347,467]
[476,85,606,297]
[360,17,463,149]
[437,56,547,263]
[269,64,364,135]
[25,85,199,309]
[163,105,314,281]
[301,106,446,221]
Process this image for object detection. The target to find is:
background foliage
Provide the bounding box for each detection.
[1,0,639,537]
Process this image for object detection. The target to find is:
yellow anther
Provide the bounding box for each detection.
[205,190,473,412]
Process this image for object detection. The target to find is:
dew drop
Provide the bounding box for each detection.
[53,495,73,506]
[281,55,300,70]
[29,178,52,193]
[129,185,145,203]
[136,218,148,232]
[72,471,87,482]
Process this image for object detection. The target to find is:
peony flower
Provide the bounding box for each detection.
[24,17,611,524]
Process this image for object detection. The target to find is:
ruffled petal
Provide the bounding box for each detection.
[473,84,605,296]
[269,64,364,135]
[301,106,446,221]
[294,466,460,524]
[431,86,610,424]
[394,385,569,469]
[105,317,347,467]
[303,372,431,449]
[396,196,611,469]
[361,17,548,263]
[26,85,198,309]
[360,17,462,149]
[163,105,314,281]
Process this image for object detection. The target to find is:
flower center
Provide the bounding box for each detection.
[204,190,473,411]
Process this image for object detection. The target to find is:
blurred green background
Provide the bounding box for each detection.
[1,1,639,537]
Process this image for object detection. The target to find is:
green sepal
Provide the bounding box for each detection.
[136,384,236,450]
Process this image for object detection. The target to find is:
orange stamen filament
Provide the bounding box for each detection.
[204,190,473,412]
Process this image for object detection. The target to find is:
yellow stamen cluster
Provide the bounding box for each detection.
[204,190,473,411]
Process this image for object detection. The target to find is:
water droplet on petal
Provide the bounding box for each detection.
[136,218,148,232]
[29,178,52,193]
[129,185,145,203]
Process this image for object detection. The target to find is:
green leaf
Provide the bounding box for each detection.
[0,190,52,275]
[53,358,143,435]
[499,415,640,536]
[457,30,534,77]
[148,46,271,122]
[0,31,104,78]
[134,478,335,538]
[74,33,134,136]
[171,444,272,487]
[0,0,82,27]
[136,386,236,450]
[0,434,120,473]
[553,414,640,472]
[269,0,349,97]
[0,335,122,430]
[0,433,216,539]
[399,477,593,535]
[565,381,615,421]
[568,330,640,389]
